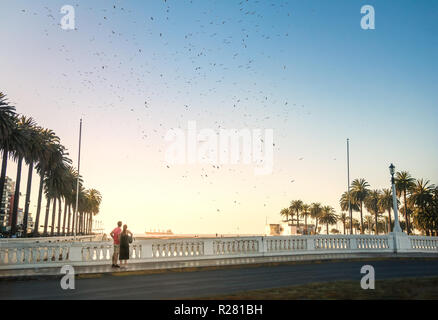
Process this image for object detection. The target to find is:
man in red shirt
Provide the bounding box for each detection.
[110,221,122,268]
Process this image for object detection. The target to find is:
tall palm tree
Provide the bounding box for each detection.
[42,143,71,235]
[395,171,415,234]
[365,189,382,235]
[289,200,303,231]
[339,212,348,234]
[340,191,360,234]
[409,179,435,235]
[33,129,60,235]
[378,188,395,233]
[412,185,438,236]
[85,189,102,234]
[319,206,337,235]
[409,179,434,212]
[300,204,311,235]
[10,116,36,235]
[351,178,370,234]
[0,93,17,222]
[310,202,322,234]
[16,117,40,236]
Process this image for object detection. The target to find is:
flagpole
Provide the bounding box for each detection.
[74,118,82,240]
[347,138,352,234]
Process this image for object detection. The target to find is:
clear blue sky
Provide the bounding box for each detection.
[0,0,437,234]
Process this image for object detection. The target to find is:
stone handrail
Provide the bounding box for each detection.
[0,233,437,270]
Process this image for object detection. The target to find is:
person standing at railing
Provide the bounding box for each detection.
[118,224,133,269]
[110,221,122,268]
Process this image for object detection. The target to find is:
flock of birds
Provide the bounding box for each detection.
[16,1,338,218]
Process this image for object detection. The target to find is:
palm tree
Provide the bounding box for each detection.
[365,189,382,235]
[409,179,435,235]
[364,215,374,234]
[0,93,17,221]
[280,208,289,223]
[339,212,348,234]
[85,189,102,234]
[300,204,311,235]
[10,116,36,235]
[319,206,337,235]
[310,203,322,234]
[17,117,41,236]
[395,171,415,234]
[33,129,60,235]
[42,143,71,236]
[351,178,370,234]
[289,200,303,231]
[346,217,361,234]
[378,189,395,233]
[409,179,434,212]
[412,185,438,236]
[340,191,360,234]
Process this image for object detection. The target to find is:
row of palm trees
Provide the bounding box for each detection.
[280,174,438,236]
[0,92,102,237]
[341,176,437,235]
[280,201,338,235]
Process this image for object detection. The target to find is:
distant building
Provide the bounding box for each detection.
[0,177,14,228]
[265,222,316,236]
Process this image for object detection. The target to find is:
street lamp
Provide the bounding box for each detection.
[389,163,402,233]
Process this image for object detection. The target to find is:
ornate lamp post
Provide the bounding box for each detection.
[389,163,402,233]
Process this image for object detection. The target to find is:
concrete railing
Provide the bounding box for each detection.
[0,235,98,243]
[0,233,437,270]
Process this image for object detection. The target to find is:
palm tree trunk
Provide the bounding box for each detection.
[326,223,329,235]
[11,155,23,235]
[403,190,410,235]
[62,201,67,235]
[23,161,33,237]
[387,208,392,233]
[43,198,50,235]
[296,210,300,230]
[375,213,378,235]
[343,222,346,234]
[315,218,319,234]
[0,148,8,226]
[78,212,82,234]
[360,202,364,234]
[57,198,62,235]
[50,198,56,236]
[67,205,71,235]
[33,173,44,235]
[90,214,93,234]
[71,206,75,235]
[305,216,308,235]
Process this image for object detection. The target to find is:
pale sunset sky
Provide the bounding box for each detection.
[0,0,437,234]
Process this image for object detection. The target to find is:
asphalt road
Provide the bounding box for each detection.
[1,259,438,299]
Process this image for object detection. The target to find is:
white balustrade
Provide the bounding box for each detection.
[410,236,438,251]
[0,233,437,270]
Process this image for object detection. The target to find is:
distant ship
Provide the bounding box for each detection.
[145,229,173,236]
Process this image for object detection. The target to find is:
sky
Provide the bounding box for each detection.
[0,0,437,235]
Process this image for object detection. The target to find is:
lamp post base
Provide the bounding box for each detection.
[389,231,411,253]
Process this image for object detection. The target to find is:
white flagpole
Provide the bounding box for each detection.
[74,118,82,240]
[347,138,352,234]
